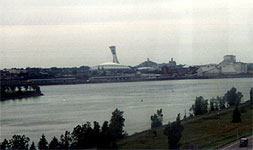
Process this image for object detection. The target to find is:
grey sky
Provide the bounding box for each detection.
[0,0,252,68]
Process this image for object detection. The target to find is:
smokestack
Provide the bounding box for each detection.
[109,46,120,64]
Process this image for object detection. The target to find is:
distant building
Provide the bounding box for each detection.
[159,58,184,69]
[4,68,27,74]
[197,55,248,76]
[168,58,176,67]
[135,58,160,73]
[135,58,158,68]
[221,55,236,64]
[247,63,253,73]
[90,62,132,75]
[162,66,188,77]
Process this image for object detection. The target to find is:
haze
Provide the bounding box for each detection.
[0,0,252,68]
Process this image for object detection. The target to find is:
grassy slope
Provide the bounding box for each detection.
[118,102,253,149]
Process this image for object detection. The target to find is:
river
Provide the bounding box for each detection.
[0,78,252,142]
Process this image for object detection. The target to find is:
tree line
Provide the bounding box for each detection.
[0,108,126,150]
[190,87,243,116]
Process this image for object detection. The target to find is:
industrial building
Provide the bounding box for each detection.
[197,55,248,76]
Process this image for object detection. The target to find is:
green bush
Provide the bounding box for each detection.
[190,96,208,116]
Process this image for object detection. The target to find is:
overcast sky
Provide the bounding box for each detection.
[0,0,252,68]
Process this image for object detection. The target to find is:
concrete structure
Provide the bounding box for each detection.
[109,46,119,64]
[197,55,248,76]
[221,55,236,64]
[90,46,132,75]
[91,62,130,71]
[90,62,132,76]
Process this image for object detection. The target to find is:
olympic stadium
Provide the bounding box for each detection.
[89,46,133,75]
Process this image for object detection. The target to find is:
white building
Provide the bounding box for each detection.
[90,46,132,75]
[197,55,247,76]
[90,62,132,74]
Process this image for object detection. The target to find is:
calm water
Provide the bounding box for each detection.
[1,78,252,141]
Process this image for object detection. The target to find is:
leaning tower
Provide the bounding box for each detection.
[109,46,120,64]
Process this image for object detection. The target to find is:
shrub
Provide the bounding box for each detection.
[151,109,163,128]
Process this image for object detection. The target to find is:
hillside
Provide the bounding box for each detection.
[118,102,253,149]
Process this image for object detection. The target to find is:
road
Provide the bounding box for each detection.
[219,135,253,150]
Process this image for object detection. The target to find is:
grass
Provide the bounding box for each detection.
[118,102,253,149]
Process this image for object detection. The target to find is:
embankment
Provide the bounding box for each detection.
[118,102,253,149]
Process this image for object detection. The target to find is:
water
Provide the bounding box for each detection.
[1,78,252,142]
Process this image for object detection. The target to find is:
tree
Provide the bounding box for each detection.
[250,88,253,106]
[38,134,48,150]
[60,131,71,149]
[190,96,208,116]
[183,109,187,120]
[164,114,184,149]
[224,87,243,106]
[84,122,95,148]
[17,86,22,93]
[71,124,86,149]
[109,108,126,139]
[71,122,95,149]
[210,98,215,111]
[209,97,220,111]
[1,139,10,150]
[24,85,29,91]
[49,137,60,150]
[10,135,30,150]
[232,104,242,123]
[32,85,41,93]
[93,121,101,147]
[216,96,226,110]
[10,86,16,93]
[30,142,36,150]
[98,121,112,149]
[151,109,163,128]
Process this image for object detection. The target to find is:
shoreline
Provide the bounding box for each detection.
[0,92,43,101]
[39,75,253,86]
[1,74,252,87]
